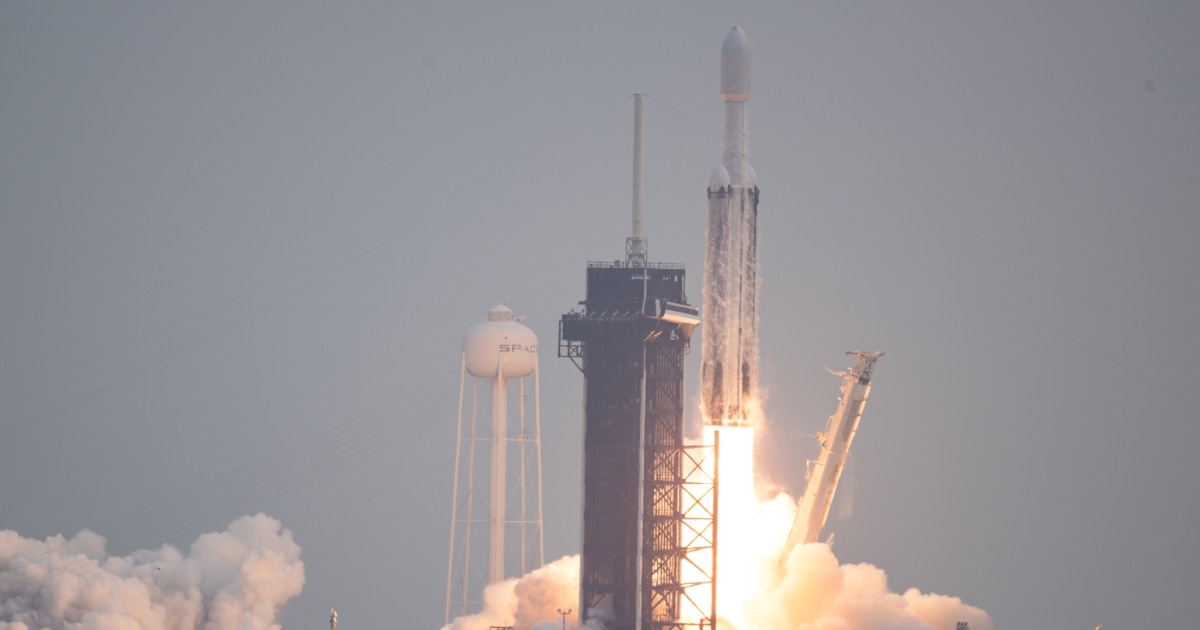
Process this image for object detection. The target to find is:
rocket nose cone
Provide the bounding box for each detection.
[721,26,751,101]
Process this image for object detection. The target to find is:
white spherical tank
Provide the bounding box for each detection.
[463,303,537,378]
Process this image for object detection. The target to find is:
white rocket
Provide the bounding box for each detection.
[702,26,760,427]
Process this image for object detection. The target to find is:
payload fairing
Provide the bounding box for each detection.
[702,26,760,427]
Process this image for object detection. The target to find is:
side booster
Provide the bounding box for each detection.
[702,26,760,427]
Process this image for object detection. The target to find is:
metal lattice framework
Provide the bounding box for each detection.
[649,441,717,630]
[560,262,713,630]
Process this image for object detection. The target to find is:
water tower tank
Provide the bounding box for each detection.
[463,303,537,378]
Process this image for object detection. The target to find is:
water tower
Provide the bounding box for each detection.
[445,302,545,622]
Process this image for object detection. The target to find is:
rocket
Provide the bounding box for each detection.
[702,26,760,427]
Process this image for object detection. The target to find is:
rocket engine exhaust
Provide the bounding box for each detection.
[702,26,761,427]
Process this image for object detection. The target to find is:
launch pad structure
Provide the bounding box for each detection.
[555,27,881,630]
[434,26,898,630]
[559,94,716,630]
[560,262,715,630]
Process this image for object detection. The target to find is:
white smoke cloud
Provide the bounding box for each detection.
[443,542,990,630]
[741,542,991,630]
[442,555,602,630]
[445,543,989,630]
[444,425,990,630]
[0,513,304,630]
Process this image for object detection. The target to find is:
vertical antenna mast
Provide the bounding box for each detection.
[626,93,648,266]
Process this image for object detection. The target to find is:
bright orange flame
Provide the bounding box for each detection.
[445,418,993,630]
[682,425,796,630]
[675,422,993,630]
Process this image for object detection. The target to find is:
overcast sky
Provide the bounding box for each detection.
[2,2,1197,629]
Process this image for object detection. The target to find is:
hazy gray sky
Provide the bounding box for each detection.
[2,2,1197,629]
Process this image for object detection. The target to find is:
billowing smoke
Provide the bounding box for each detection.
[445,544,989,630]
[689,428,991,630]
[751,542,992,630]
[0,513,304,630]
[444,481,990,630]
[442,555,601,630]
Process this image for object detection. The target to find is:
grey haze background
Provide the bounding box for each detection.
[2,2,1197,629]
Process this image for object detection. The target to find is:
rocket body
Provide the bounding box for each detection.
[702,27,760,427]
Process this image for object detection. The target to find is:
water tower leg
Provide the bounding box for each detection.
[445,356,468,624]
[489,370,507,585]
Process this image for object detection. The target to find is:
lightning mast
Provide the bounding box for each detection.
[780,351,884,564]
[627,93,647,267]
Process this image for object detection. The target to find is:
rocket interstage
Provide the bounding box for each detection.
[702,26,760,427]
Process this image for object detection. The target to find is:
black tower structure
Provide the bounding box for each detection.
[560,261,702,630]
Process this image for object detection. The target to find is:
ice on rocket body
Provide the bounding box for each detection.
[702,27,761,426]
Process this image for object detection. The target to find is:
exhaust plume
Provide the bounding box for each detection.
[442,555,612,630]
[444,540,991,630]
[0,513,304,630]
[754,542,992,630]
[443,429,991,630]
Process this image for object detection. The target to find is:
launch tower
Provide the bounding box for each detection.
[560,95,710,630]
